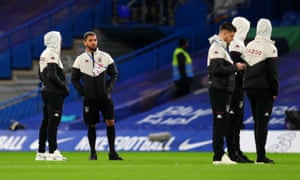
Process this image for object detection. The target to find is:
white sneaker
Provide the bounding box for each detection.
[213,154,237,165]
[47,150,67,161]
[35,152,48,161]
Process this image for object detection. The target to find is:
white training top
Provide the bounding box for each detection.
[72,49,114,77]
[207,35,233,67]
[244,18,278,66]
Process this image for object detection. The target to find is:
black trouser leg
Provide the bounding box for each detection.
[175,78,191,97]
[236,89,245,154]
[246,89,273,160]
[226,110,238,156]
[209,88,230,160]
[236,108,245,153]
[38,94,49,153]
[47,112,61,153]
[235,110,243,153]
[227,86,244,157]
[43,92,64,153]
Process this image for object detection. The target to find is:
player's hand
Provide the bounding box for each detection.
[236,62,246,71]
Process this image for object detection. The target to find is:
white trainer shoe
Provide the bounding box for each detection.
[35,152,48,161]
[47,150,67,161]
[213,154,237,165]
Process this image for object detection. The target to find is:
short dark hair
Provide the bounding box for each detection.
[219,22,236,32]
[83,31,97,40]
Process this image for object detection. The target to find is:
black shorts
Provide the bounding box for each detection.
[83,98,114,125]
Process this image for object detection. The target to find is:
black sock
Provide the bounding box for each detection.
[88,126,96,153]
[106,126,115,153]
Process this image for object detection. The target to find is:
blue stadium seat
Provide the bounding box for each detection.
[280,11,297,26]
[31,35,44,59]
[53,20,73,49]
[295,13,300,25]
[72,9,93,37]
[0,51,12,79]
[12,40,32,69]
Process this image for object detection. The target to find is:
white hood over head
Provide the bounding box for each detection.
[232,16,250,41]
[255,18,272,40]
[44,31,62,55]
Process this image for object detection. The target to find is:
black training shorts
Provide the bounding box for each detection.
[83,97,114,125]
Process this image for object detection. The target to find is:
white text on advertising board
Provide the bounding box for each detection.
[136,106,211,125]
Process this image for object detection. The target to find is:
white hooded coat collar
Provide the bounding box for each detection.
[208,35,234,65]
[208,34,227,48]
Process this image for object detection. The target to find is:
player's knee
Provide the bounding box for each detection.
[228,108,235,115]
[106,120,115,126]
[50,112,62,127]
[214,112,224,120]
[89,124,96,128]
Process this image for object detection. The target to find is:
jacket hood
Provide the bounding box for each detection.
[232,16,250,41]
[208,34,227,48]
[255,18,272,40]
[44,31,62,55]
[208,35,218,44]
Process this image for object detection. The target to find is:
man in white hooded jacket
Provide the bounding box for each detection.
[244,18,278,164]
[207,22,246,164]
[227,16,253,163]
[35,31,69,161]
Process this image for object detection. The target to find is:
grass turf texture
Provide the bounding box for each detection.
[0,152,299,180]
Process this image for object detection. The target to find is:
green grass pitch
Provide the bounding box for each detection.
[0,152,299,180]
